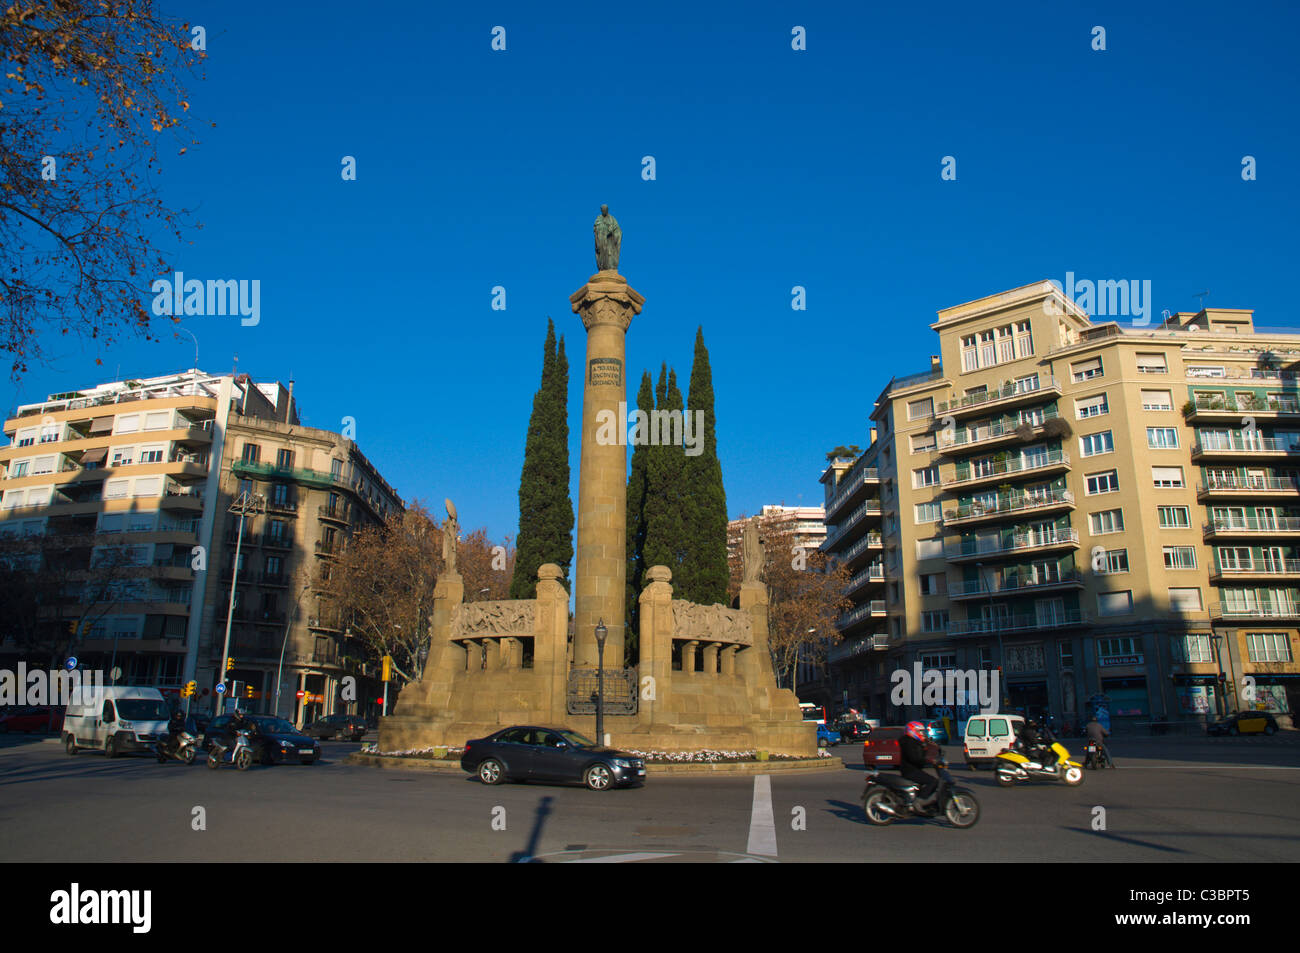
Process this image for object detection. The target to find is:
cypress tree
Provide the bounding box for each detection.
[625,369,655,638]
[643,365,689,580]
[510,319,574,598]
[681,327,730,605]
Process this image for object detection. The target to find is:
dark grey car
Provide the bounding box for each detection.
[461,725,646,791]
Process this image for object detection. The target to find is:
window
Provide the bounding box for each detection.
[104,479,130,499]
[268,519,287,542]
[9,460,29,478]
[916,538,943,560]
[1080,432,1114,457]
[1152,466,1184,488]
[1072,357,1103,382]
[1135,352,1168,374]
[32,455,56,475]
[1169,588,1203,612]
[110,447,135,467]
[115,414,140,434]
[144,411,171,430]
[1059,641,1075,668]
[132,477,161,497]
[330,459,343,479]
[1089,509,1124,535]
[1015,320,1034,358]
[915,501,941,523]
[1098,549,1129,574]
[241,443,260,463]
[1158,506,1191,529]
[16,428,36,447]
[1142,390,1173,411]
[1246,633,1293,663]
[1075,393,1109,419]
[921,611,949,633]
[920,652,958,671]
[913,466,939,488]
[1147,427,1179,450]
[908,398,934,420]
[272,483,289,505]
[1086,470,1120,495]
[919,573,946,596]
[139,445,165,464]
[911,433,936,454]
[997,325,1015,364]
[1098,636,1138,658]
[39,424,60,443]
[1172,634,1213,663]
[276,448,295,469]
[1163,546,1197,570]
[1097,591,1133,616]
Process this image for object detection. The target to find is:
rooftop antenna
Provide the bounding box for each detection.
[1194,290,1210,312]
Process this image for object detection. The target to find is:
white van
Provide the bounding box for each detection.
[63,686,170,758]
[962,713,1024,768]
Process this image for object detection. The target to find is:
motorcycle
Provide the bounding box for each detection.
[207,729,254,771]
[861,761,981,829]
[995,740,1083,786]
[1083,738,1115,770]
[156,730,198,765]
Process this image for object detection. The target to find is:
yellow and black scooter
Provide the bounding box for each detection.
[994,741,1084,787]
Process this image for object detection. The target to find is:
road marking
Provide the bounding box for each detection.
[1119,765,1300,770]
[567,851,680,863]
[746,775,778,857]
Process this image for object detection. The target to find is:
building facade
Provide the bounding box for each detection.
[822,281,1300,731]
[0,369,402,725]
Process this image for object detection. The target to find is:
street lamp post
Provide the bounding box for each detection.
[978,562,1008,709]
[1210,631,1227,717]
[594,619,607,746]
[218,490,264,714]
[274,578,313,719]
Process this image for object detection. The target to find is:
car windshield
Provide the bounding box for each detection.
[558,730,596,748]
[253,717,297,734]
[117,699,169,721]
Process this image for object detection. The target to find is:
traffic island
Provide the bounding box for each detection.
[344,750,845,776]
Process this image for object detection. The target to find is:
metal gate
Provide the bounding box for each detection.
[566,668,638,715]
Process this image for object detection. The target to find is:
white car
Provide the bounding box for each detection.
[63,686,170,758]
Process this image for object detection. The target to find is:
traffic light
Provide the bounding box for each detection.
[381,655,392,682]
[67,620,77,634]
[245,684,254,699]
[226,657,235,672]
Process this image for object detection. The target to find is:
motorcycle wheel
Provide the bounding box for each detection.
[157,752,167,764]
[945,789,981,829]
[235,749,253,771]
[994,766,1017,787]
[862,789,896,826]
[207,752,220,769]
[1063,765,1084,786]
[182,747,196,765]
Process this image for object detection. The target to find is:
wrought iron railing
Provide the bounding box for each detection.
[566,669,638,715]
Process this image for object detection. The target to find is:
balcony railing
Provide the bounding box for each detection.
[1212,602,1300,620]
[948,609,1087,636]
[1198,476,1299,493]
[947,449,1070,487]
[1192,395,1300,415]
[945,528,1079,560]
[827,633,889,664]
[1194,434,1300,455]
[845,563,885,592]
[822,501,882,550]
[949,569,1084,599]
[943,489,1075,524]
[937,376,1060,415]
[887,369,943,394]
[837,601,886,629]
[941,409,1062,451]
[1214,560,1300,576]
[1205,516,1300,534]
[831,531,884,562]
[825,467,880,518]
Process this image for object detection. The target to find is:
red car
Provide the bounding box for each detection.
[861,726,940,768]
[0,706,65,734]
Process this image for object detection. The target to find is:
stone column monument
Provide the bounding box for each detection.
[569,205,644,667]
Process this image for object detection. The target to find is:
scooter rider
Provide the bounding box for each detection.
[900,721,939,810]
[222,707,253,751]
[1017,718,1056,769]
[165,708,186,753]
[1085,716,1111,765]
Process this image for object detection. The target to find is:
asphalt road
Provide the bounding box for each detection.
[2,732,1298,863]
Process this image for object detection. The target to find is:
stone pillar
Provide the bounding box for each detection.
[702,643,720,675]
[637,566,674,726]
[682,640,699,675]
[721,644,738,676]
[484,639,501,671]
[570,270,645,667]
[533,563,571,726]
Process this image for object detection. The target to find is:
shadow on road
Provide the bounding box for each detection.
[508,795,554,863]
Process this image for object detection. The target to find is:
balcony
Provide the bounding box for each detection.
[1192,434,1300,460]
[1211,601,1300,621]
[845,562,885,596]
[945,528,1080,562]
[265,499,299,517]
[1186,395,1300,422]
[1204,516,1300,538]
[827,633,889,664]
[261,533,293,551]
[937,376,1062,421]
[944,449,1071,490]
[258,572,291,588]
[943,489,1075,527]
[314,540,340,557]
[836,601,887,632]
[318,503,351,524]
[233,459,345,490]
[949,569,1085,601]
[947,609,1088,636]
[830,531,884,569]
[1211,560,1300,582]
[1197,476,1299,500]
[938,410,1064,456]
[160,485,204,511]
[822,500,882,550]
[825,467,880,521]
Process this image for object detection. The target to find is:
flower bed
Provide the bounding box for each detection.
[360,743,463,760]
[358,744,828,764]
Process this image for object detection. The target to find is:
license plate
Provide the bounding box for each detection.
[299,749,313,755]
[636,769,645,776]
[875,755,892,761]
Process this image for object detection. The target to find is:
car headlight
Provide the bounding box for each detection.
[613,758,631,768]
[279,740,294,748]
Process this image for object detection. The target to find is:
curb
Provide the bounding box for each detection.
[344,753,845,776]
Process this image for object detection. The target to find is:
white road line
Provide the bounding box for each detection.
[746,775,778,857]
[1119,765,1300,770]
[566,852,680,863]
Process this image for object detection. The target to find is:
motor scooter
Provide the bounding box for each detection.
[207,729,254,771]
[156,729,198,765]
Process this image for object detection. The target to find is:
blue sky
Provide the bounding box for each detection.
[6,0,1299,543]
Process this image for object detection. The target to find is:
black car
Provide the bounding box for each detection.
[1207,710,1279,736]
[838,722,873,743]
[305,714,367,741]
[202,715,322,765]
[461,725,646,791]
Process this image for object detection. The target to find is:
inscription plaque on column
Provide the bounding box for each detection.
[588,357,623,387]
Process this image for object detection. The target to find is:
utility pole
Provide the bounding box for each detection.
[218,489,264,714]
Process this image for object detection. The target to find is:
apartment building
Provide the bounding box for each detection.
[0,369,402,725]
[822,281,1300,731]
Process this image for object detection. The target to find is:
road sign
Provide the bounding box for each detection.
[295,690,305,699]
[65,657,78,671]
[110,666,122,681]
[215,683,226,695]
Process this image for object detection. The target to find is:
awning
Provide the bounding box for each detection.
[80,446,108,465]
[89,416,114,434]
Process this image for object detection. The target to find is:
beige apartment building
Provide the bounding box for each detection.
[0,369,402,726]
[822,281,1300,731]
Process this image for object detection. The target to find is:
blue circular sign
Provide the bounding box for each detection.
[214,683,226,694]
[64,656,78,671]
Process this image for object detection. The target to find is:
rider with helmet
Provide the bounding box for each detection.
[1016,717,1056,769]
[899,720,939,809]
